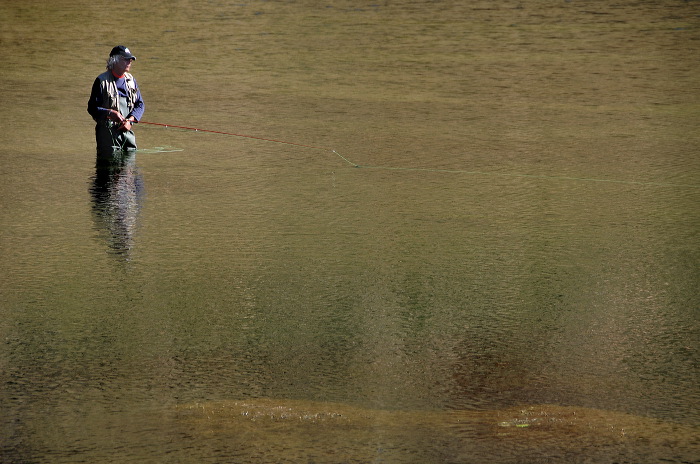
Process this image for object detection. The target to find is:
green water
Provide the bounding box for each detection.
[1,0,698,462]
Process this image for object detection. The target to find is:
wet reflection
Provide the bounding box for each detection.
[89,152,144,260]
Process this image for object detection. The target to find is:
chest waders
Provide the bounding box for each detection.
[95,78,138,156]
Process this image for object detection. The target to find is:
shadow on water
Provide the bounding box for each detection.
[89,151,144,261]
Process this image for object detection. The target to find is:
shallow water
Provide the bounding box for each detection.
[1,0,699,462]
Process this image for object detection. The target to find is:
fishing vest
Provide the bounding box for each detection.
[96,70,139,116]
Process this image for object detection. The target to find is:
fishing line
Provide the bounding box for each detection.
[138,120,358,166]
[138,121,698,189]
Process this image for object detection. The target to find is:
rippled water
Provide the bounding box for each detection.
[1,0,699,462]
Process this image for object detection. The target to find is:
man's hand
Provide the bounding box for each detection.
[106,109,125,123]
[118,117,135,131]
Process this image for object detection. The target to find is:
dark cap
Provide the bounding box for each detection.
[110,45,136,60]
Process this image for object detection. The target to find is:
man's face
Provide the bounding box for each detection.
[113,56,134,75]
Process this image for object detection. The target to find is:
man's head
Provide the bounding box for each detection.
[106,46,136,74]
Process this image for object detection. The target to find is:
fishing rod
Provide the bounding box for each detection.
[137,120,323,149]
[136,121,355,157]
[136,120,359,166]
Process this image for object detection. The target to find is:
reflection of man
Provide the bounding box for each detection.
[90,152,144,259]
[87,45,145,155]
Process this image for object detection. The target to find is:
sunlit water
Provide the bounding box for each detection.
[1,1,698,462]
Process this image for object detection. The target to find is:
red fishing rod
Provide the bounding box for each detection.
[135,120,359,166]
[136,121,327,150]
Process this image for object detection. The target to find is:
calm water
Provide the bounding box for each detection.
[1,0,699,462]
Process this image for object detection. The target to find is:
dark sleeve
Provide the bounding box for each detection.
[87,77,109,122]
[128,79,145,122]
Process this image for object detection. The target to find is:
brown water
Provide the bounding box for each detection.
[1,0,699,462]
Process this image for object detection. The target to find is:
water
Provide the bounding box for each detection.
[1,0,699,462]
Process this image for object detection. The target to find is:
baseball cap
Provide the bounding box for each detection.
[110,45,136,60]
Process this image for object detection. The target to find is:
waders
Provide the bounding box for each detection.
[95,95,137,156]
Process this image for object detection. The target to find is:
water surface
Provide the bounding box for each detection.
[1,0,698,462]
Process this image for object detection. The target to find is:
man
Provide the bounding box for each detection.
[87,46,145,155]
